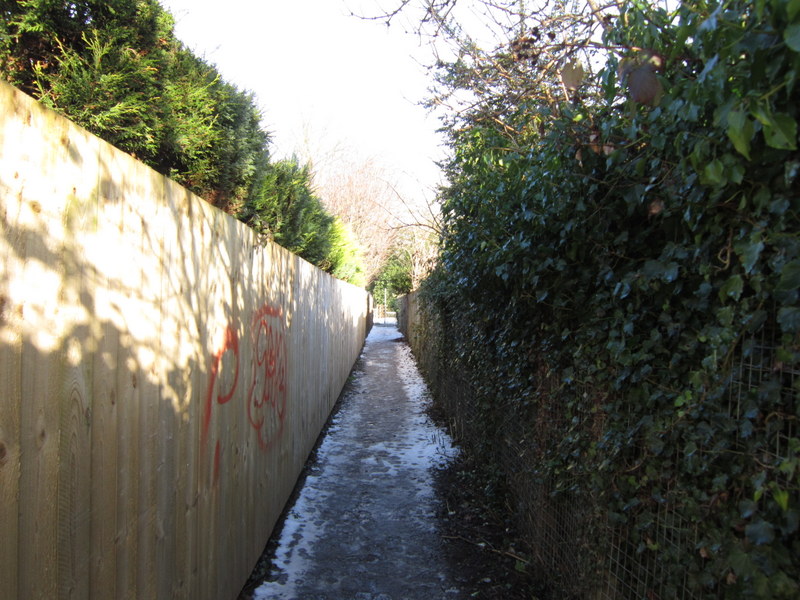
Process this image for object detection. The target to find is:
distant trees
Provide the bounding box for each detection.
[0,0,366,285]
[369,247,413,310]
[313,156,404,283]
[310,151,442,298]
[369,226,437,308]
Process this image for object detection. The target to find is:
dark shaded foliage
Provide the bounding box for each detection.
[419,0,800,596]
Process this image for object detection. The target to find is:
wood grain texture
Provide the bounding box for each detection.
[0,80,370,600]
[0,229,22,600]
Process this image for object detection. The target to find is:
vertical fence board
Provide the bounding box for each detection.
[135,188,160,600]
[156,185,178,600]
[16,176,66,599]
[167,183,198,600]
[0,82,22,595]
[18,338,60,598]
[88,143,125,598]
[115,330,140,600]
[0,252,21,600]
[0,352,19,599]
[57,339,93,599]
[90,315,119,598]
[57,137,101,600]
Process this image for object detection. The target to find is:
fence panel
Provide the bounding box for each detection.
[0,81,369,600]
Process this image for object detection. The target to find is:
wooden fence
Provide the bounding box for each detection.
[0,81,370,600]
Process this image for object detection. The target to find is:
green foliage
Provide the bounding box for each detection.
[32,27,163,159]
[327,218,366,287]
[422,0,800,596]
[242,159,333,263]
[0,1,366,284]
[240,159,366,280]
[2,0,169,158]
[0,0,269,211]
[158,47,228,195]
[1,1,167,89]
[370,244,415,310]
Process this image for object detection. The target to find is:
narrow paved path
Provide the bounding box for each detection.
[246,322,464,600]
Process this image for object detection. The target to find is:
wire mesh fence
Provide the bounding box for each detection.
[399,293,796,598]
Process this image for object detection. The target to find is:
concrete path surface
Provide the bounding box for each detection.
[243,322,466,600]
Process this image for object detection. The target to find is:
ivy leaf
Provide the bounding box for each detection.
[697,54,719,82]
[789,0,800,20]
[745,520,775,545]
[778,307,800,332]
[642,260,679,282]
[727,109,754,160]
[664,262,679,282]
[785,24,800,52]
[753,105,798,150]
[719,274,744,302]
[648,436,665,455]
[777,259,800,292]
[734,237,764,275]
[740,499,758,519]
[787,161,800,187]
[730,547,755,577]
[773,488,790,512]
[784,510,800,535]
[764,113,798,150]
[701,159,726,186]
[745,309,768,332]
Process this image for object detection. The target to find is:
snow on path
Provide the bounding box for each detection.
[250,323,461,600]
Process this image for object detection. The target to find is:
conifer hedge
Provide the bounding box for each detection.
[0,0,366,283]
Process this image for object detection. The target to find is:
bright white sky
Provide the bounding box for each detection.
[158,0,446,205]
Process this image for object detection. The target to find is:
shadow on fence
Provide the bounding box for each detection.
[0,80,370,600]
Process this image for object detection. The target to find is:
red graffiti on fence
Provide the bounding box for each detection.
[247,304,288,451]
[202,303,288,481]
[203,325,239,435]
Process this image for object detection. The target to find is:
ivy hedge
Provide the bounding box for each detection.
[419,1,800,596]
